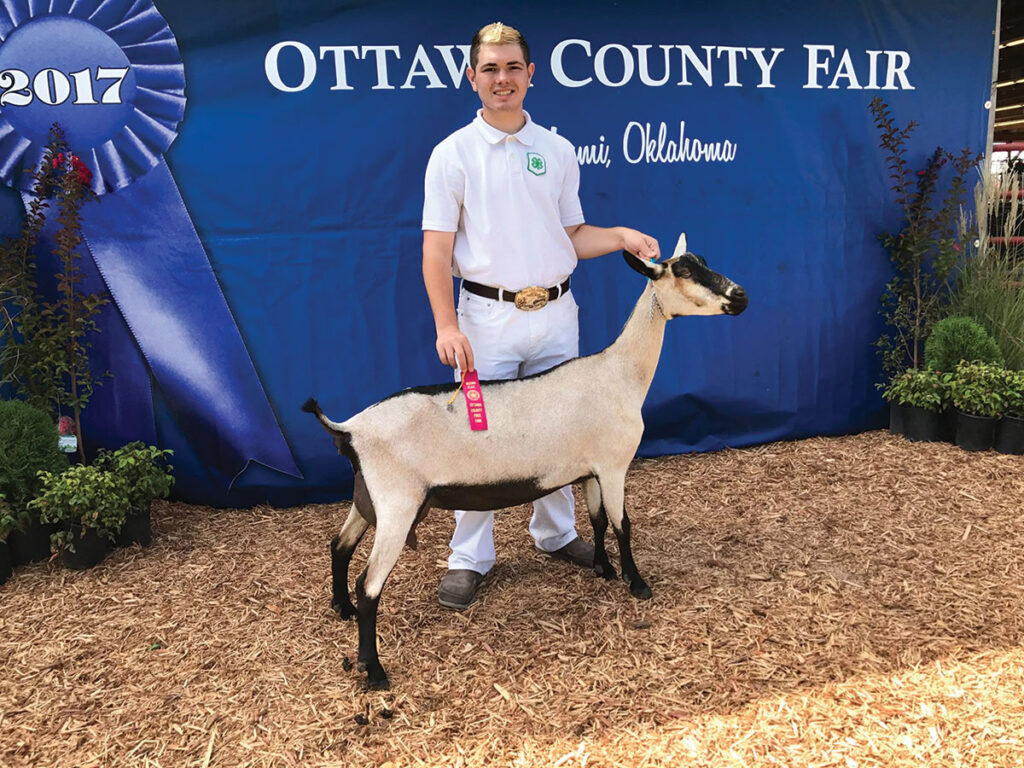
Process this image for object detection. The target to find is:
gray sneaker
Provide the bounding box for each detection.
[438,569,485,611]
[537,536,595,568]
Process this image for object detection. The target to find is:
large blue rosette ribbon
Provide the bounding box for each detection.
[0,0,301,486]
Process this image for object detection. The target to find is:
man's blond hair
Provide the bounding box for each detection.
[470,22,530,69]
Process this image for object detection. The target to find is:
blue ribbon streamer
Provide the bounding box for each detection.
[2,0,301,486]
[23,161,302,482]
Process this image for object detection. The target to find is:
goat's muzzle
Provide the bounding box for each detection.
[724,285,748,315]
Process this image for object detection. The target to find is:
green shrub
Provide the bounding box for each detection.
[925,316,1004,373]
[0,493,16,542]
[880,368,948,412]
[0,399,68,518]
[29,465,130,551]
[1000,368,1024,419]
[946,361,1007,418]
[93,442,174,510]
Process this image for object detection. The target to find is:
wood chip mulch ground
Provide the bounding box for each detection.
[2,431,1023,767]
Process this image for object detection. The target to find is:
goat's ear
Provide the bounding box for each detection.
[672,232,688,259]
[623,250,666,280]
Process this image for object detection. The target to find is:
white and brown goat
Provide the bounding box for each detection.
[304,235,748,689]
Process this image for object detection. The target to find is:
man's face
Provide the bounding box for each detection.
[467,43,534,115]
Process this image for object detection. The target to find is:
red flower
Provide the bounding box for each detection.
[953,243,961,252]
[916,170,926,176]
[70,155,92,185]
[57,416,74,436]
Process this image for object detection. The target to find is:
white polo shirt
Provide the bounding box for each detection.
[422,110,585,292]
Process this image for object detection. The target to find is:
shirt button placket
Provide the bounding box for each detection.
[508,135,522,178]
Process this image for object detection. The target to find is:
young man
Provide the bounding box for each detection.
[422,22,660,611]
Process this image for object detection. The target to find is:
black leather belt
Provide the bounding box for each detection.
[462,277,571,311]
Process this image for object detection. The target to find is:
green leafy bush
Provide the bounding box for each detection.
[880,368,948,411]
[0,399,68,520]
[94,442,174,510]
[924,315,1004,373]
[1000,368,1024,419]
[29,465,130,551]
[0,493,16,542]
[946,361,1007,418]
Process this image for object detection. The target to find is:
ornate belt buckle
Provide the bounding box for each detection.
[514,285,549,311]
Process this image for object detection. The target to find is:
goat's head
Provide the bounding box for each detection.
[623,233,748,318]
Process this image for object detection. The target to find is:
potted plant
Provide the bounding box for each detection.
[880,368,947,441]
[946,361,1006,451]
[0,399,69,565]
[29,465,131,570]
[94,442,174,547]
[0,494,13,586]
[925,315,1004,442]
[995,368,1024,455]
[924,315,1005,372]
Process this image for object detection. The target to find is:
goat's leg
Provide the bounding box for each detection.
[331,505,370,620]
[599,475,653,600]
[354,502,420,690]
[582,477,616,580]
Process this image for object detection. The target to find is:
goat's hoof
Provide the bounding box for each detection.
[366,675,391,691]
[629,580,653,600]
[594,562,617,581]
[364,661,390,690]
[331,599,357,621]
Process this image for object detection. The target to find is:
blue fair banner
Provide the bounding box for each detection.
[0,1,996,506]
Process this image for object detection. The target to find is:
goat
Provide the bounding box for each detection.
[303,233,748,689]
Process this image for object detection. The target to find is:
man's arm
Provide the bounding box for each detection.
[566,224,660,261]
[423,230,475,372]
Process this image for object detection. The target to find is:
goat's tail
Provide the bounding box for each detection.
[302,397,325,418]
[302,398,356,458]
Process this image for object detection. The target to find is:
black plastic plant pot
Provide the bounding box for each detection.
[60,526,108,571]
[9,518,56,566]
[0,541,11,586]
[889,402,907,435]
[903,406,941,442]
[995,415,1024,455]
[115,507,152,548]
[940,407,958,444]
[955,411,997,452]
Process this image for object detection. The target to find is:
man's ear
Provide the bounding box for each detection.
[623,251,666,279]
[466,66,478,92]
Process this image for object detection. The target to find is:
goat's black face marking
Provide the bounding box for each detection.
[670,252,747,315]
[725,286,749,315]
[671,253,717,288]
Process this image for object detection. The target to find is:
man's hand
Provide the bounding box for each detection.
[566,224,661,261]
[436,325,475,372]
[620,228,660,261]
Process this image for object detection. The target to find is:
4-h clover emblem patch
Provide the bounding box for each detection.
[527,152,546,176]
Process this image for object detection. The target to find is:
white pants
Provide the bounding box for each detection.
[449,285,580,574]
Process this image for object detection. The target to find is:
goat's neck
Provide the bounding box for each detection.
[606,282,668,394]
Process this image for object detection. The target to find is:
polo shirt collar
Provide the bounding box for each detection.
[473,109,537,146]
